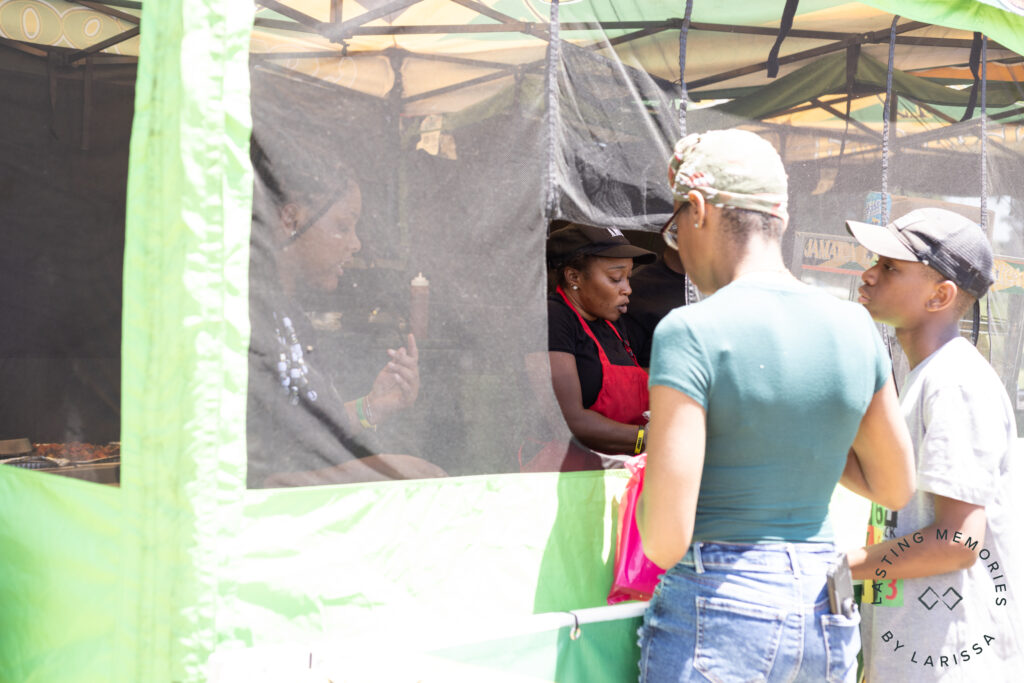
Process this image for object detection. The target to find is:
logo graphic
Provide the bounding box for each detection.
[918,586,963,611]
[864,505,1012,671]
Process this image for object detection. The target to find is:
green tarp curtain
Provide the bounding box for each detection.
[715,50,1022,120]
[1,1,1024,681]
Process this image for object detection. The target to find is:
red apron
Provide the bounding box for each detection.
[521,287,649,471]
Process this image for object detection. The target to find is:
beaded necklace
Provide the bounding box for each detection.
[274,313,318,406]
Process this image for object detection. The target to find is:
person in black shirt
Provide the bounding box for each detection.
[623,246,695,368]
[247,141,442,487]
[525,223,655,469]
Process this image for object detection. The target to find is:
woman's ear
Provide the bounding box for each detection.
[564,267,581,289]
[686,190,707,229]
[926,280,958,313]
[276,202,303,244]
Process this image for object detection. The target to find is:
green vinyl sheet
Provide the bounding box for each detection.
[863,0,1024,56]
[119,0,254,679]
[1,1,1023,682]
[0,467,123,683]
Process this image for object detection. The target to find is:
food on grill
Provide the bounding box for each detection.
[30,442,120,462]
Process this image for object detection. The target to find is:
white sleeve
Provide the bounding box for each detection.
[915,383,1004,506]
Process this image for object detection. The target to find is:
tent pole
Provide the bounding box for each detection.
[0,36,47,58]
[251,62,385,105]
[686,21,926,90]
[583,25,672,50]
[544,0,561,221]
[878,15,900,377]
[677,0,693,137]
[980,36,989,236]
[810,97,877,138]
[450,0,550,41]
[70,0,141,24]
[66,26,139,65]
[880,16,899,226]
[976,35,989,350]
[81,54,93,151]
[677,0,700,307]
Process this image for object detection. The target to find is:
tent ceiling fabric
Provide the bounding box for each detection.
[5,1,1023,115]
[0,0,139,59]
[247,0,1024,115]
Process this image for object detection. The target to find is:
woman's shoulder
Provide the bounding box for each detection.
[547,293,578,325]
[803,290,875,327]
[652,304,704,347]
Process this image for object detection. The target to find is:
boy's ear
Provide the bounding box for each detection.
[925,279,958,313]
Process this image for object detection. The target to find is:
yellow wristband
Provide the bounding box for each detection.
[355,397,376,431]
[634,426,645,455]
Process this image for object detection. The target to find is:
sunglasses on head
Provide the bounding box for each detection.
[659,202,689,251]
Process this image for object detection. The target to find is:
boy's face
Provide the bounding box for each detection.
[858,256,939,327]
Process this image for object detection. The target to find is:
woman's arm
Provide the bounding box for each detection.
[839,375,915,510]
[548,351,644,454]
[637,384,706,569]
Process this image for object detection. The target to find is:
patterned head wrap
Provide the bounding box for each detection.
[668,129,789,223]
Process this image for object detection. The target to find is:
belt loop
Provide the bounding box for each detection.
[786,543,800,574]
[692,542,705,574]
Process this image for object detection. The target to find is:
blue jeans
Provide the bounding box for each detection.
[638,542,860,683]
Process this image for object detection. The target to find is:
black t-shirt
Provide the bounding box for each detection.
[246,289,378,488]
[623,257,690,367]
[547,294,644,408]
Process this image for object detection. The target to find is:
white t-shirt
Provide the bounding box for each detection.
[861,336,1023,681]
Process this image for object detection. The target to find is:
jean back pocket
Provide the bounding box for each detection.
[821,609,861,683]
[694,595,786,683]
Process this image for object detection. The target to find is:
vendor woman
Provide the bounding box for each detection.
[545,223,656,456]
[246,140,442,487]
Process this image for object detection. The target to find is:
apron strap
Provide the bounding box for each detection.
[556,286,642,368]
[556,285,610,365]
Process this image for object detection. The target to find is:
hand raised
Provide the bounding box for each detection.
[367,334,420,422]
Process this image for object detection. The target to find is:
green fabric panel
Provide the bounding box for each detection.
[258,0,844,29]
[716,51,849,119]
[121,0,252,680]
[0,469,123,683]
[220,470,629,649]
[863,0,1024,57]
[535,0,844,25]
[856,51,1021,107]
[716,51,1021,119]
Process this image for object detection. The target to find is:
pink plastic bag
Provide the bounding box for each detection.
[607,454,663,604]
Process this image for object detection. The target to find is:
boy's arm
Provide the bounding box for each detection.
[848,493,987,580]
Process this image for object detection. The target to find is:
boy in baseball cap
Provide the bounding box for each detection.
[845,207,1023,679]
[847,207,993,342]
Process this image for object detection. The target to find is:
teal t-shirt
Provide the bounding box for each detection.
[648,275,889,543]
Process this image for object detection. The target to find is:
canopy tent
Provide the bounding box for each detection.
[1,1,1023,681]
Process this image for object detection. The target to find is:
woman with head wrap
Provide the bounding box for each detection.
[246,140,443,487]
[635,129,915,681]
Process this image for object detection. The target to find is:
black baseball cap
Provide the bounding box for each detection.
[546,223,656,269]
[846,208,994,299]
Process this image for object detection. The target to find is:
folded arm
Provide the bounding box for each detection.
[848,494,986,580]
